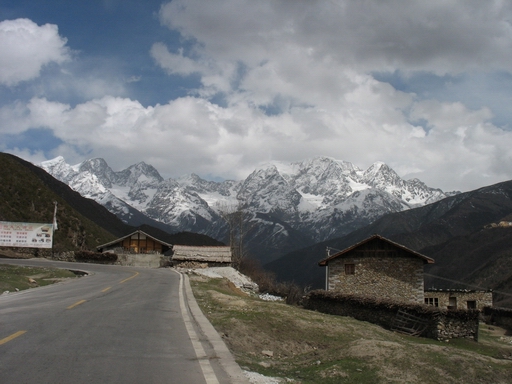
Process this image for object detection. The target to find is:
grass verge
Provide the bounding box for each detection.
[0,263,77,292]
[189,273,512,384]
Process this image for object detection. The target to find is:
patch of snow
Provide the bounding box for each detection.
[244,370,286,384]
[259,293,284,302]
[192,267,259,291]
[109,185,131,201]
[197,191,238,208]
[297,192,323,210]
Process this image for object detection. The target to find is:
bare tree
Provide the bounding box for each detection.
[216,201,251,270]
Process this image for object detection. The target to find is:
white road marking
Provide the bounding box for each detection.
[178,273,219,384]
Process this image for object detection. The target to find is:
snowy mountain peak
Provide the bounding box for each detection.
[39,156,455,260]
[177,173,202,186]
[117,161,164,187]
[40,156,78,183]
[363,161,403,188]
[41,155,65,166]
[78,158,116,188]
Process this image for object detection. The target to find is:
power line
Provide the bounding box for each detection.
[424,273,512,298]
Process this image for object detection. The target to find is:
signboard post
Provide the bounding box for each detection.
[0,221,54,249]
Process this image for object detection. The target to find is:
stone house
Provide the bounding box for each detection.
[424,289,493,310]
[95,230,173,268]
[171,245,232,268]
[97,230,172,255]
[318,234,435,304]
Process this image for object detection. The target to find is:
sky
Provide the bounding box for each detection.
[1,0,512,192]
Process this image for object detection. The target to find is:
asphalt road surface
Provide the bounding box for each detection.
[0,259,237,383]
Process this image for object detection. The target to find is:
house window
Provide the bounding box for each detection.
[424,297,439,307]
[467,300,477,309]
[345,263,355,275]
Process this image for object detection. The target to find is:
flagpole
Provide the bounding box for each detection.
[53,201,58,231]
[52,201,58,257]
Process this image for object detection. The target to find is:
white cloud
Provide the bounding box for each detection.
[158,0,512,78]
[153,0,512,116]
[150,43,204,77]
[148,0,512,190]
[0,18,70,86]
[2,91,512,191]
[4,3,512,193]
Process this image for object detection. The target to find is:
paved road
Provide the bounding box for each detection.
[0,259,238,383]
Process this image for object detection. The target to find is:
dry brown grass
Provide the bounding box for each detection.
[190,274,512,384]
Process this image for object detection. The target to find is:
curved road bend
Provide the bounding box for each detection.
[0,259,233,383]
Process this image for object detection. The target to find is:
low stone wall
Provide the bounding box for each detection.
[432,312,480,341]
[0,247,53,259]
[51,251,77,262]
[172,260,231,269]
[483,307,512,331]
[75,251,118,264]
[304,290,480,341]
[2,249,170,268]
[115,253,170,268]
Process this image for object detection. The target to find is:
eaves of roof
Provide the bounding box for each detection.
[318,234,434,266]
[96,230,173,250]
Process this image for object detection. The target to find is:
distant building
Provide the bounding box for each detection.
[171,245,232,268]
[424,289,493,310]
[319,234,434,304]
[97,230,172,255]
[96,231,233,269]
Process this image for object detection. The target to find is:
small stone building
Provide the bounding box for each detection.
[97,230,172,255]
[171,245,232,268]
[424,289,493,310]
[319,234,434,304]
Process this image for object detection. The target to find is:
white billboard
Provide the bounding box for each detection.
[0,221,54,249]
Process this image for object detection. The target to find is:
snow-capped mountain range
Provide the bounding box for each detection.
[40,156,455,263]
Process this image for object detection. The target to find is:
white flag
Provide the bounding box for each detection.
[53,202,58,231]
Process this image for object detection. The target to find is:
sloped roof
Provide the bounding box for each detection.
[172,245,232,263]
[96,229,173,250]
[318,234,434,266]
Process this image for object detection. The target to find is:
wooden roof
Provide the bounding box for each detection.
[318,234,434,266]
[96,229,173,250]
[172,245,232,263]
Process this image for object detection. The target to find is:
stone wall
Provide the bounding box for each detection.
[115,254,170,268]
[424,290,493,310]
[304,290,480,341]
[51,251,76,262]
[430,312,480,341]
[49,251,168,268]
[483,307,512,331]
[2,250,169,268]
[172,260,231,269]
[327,251,425,304]
[0,247,53,259]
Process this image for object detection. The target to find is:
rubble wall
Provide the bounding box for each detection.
[304,290,480,341]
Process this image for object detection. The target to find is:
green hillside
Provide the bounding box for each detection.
[0,153,117,253]
[0,153,225,256]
